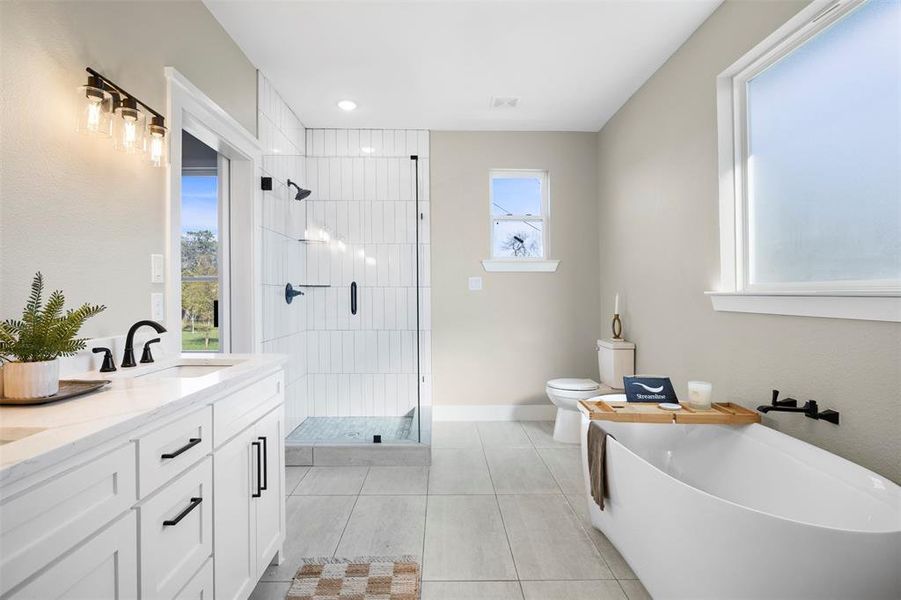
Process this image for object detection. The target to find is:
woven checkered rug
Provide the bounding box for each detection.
[287,556,420,600]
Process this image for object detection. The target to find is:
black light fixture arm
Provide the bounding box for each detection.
[85,67,165,124]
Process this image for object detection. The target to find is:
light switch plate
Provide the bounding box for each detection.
[151,254,164,283]
[151,293,164,321]
[468,276,483,291]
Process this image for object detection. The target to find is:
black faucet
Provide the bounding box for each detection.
[122,320,167,368]
[757,390,840,425]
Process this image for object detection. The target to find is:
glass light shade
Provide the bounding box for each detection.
[146,119,168,167]
[114,100,146,154]
[76,83,113,137]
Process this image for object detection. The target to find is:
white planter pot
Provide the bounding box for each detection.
[2,360,60,399]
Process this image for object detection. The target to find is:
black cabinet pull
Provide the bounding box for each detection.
[163,497,202,527]
[251,441,262,498]
[350,281,357,315]
[258,436,268,491]
[161,438,201,460]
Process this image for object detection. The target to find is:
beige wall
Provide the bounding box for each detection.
[431,132,601,407]
[0,1,257,337]
[596,0,900,482]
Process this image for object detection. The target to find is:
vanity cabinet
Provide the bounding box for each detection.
[139,457,214,600]
[213,404,285,600]
[0,365,285,600]
[252,406,285,574]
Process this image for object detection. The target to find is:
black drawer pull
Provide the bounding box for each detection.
[258,436,268,491]
[252,441,262,498]
[350,281,357,316]
[163,497,202,527]
[161,438,202,460]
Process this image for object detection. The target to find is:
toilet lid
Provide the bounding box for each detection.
[547,378,599,392]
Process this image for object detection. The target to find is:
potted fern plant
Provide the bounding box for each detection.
[0,273,105,399]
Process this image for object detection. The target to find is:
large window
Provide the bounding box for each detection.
[483,169,558,272]
[713,0,900,321]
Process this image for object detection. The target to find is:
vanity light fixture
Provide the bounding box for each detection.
[337,99,357,112]
[147,116,168,167]
[114,97,145,154]
[76,75,114,137]
[77,67,168,167]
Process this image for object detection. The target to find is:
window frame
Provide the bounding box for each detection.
[710,0,900,321]
[180,157,231,353]
[482,168,559,272]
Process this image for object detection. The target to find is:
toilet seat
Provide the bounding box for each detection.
[547,378,599,392]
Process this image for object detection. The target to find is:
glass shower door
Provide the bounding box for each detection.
[287,131,427,445]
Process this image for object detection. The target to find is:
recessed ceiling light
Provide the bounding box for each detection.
[489,96,520,109]
[360,146,375,154]
[337,100,357,112]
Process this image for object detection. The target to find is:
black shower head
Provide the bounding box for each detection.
[286,179,311,201]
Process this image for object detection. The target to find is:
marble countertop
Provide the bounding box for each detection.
[0,353,287,487]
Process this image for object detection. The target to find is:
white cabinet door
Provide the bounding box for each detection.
[212,426,257,600]
[8,511,137,600]
[253,405,285,576]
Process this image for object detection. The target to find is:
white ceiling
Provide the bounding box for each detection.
[204,0,722,131]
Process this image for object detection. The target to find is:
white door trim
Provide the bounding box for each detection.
[165,67,262,355]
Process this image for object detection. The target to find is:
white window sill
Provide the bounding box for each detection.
[481,259,560,273]
[706,292,901,322]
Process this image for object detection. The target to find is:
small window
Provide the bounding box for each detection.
[713,0,900,321]
[489,170,549,260]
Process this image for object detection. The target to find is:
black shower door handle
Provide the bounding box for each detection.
[351,281,357,315]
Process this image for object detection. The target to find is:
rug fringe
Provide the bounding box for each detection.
[300,555,419,565]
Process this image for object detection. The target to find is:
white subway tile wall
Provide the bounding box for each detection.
[304,129,431,424]
[258,74,308,433]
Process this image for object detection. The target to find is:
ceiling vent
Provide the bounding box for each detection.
[489,96,519,109]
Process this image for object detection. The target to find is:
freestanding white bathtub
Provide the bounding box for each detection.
[580,409,901,599]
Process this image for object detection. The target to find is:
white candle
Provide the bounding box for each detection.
[614,293,619,315]
[687,381,713,410]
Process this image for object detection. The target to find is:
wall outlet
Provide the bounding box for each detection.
[151,293,164,321]
[151,254,164,283]
[468,276,483,291]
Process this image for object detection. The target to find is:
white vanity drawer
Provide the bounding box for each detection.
[139,456,213,600]
[137,405,212,498]
[0,443,137,596]
[213,372,284,447]
[173,558,213,600]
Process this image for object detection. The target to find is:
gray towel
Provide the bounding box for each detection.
[587,421,613,510]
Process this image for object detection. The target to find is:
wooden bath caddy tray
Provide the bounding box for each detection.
[578,398,760,425]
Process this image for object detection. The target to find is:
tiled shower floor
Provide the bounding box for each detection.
[286,415,416,444]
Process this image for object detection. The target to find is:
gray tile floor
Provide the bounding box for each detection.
[250,421,651,600]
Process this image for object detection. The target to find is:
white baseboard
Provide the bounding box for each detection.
[432,403,557,422]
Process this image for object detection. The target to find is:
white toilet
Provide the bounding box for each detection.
[546,339,635,443]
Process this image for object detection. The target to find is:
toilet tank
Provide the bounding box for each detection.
[597,339,635,389]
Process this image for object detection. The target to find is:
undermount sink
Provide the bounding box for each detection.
[0,427,46,446]
[137,364,234,379]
